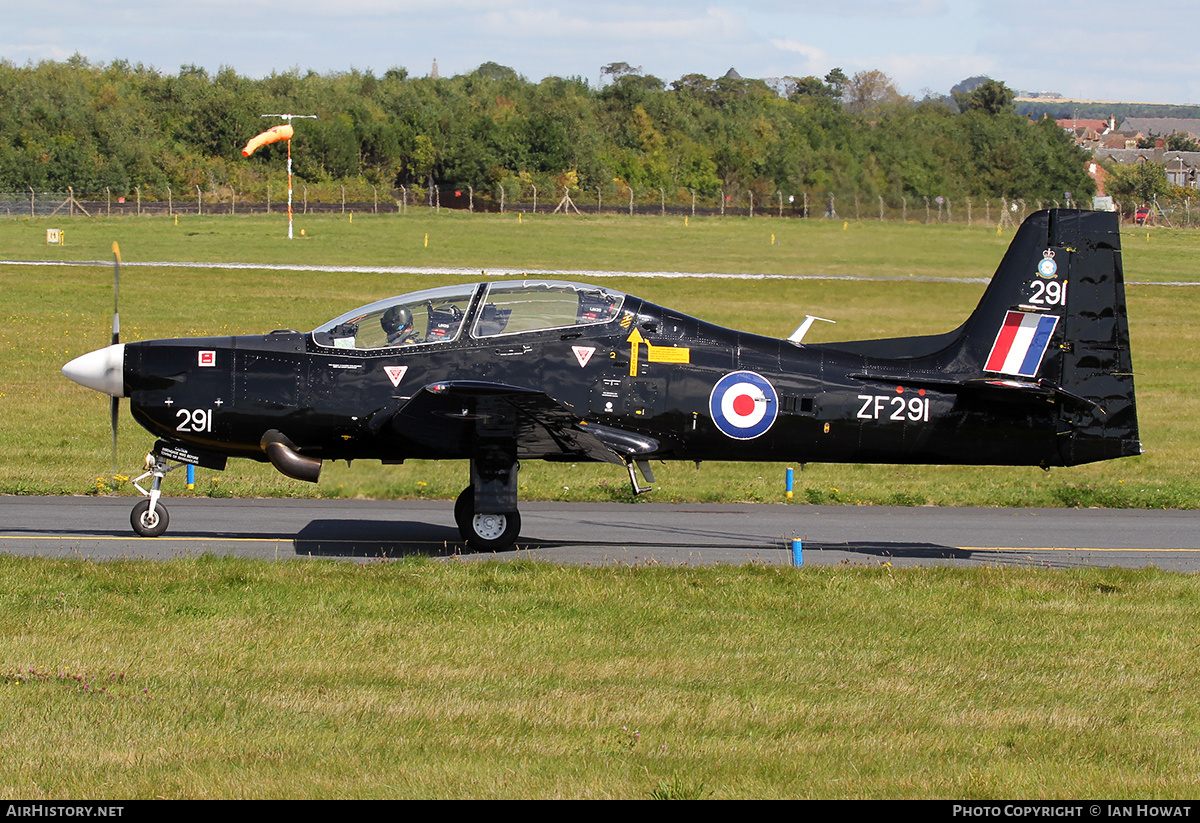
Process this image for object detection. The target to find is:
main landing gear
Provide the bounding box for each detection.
[454,486,521,552]
[455,451,522,552]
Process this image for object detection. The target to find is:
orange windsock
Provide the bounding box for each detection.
[241,124,294,157]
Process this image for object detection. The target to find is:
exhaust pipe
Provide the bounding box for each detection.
[260,430,322,483]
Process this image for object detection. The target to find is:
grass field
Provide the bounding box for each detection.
[2,557,1199,799]
[1,210,1197,508]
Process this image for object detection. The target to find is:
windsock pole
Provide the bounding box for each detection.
[243,114,317,238]
[286,134,294,238]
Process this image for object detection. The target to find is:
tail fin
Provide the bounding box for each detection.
[957,209,1140,465]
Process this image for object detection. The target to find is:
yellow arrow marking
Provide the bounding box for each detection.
[628,328,643,376]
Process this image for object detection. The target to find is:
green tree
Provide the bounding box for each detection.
[1167,132,1200,152]
[955,79,1015,115]
[844,70,909,115]
[1105,161,1169,209]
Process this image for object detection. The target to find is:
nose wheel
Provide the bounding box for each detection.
[129,451,184,537]
[130,498,169,537]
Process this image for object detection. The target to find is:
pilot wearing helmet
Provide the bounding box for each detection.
[381,305,420,345]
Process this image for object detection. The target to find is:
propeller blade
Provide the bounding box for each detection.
[111,241,121,346]
[111,396,120,475]
[110,241,121,474]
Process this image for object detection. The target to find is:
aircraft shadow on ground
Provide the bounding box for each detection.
[288,519,1012,563]
[290,519,542,558]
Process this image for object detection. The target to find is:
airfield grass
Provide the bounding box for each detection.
[1,210,1197,508]
[0,556,1198,799]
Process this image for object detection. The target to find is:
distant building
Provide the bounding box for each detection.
[1057,117,1112,147]
[1086,160,1109,196]
[1096,147,1200,189]
[1118,118,1200,142]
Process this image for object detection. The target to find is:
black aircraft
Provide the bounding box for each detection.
[62,209,1140,550]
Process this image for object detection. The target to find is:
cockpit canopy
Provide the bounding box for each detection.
[311,281,626,350]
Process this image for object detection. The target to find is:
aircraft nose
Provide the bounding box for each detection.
[62,344,126,397]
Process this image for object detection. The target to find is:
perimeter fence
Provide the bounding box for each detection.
[1,185,1189,228]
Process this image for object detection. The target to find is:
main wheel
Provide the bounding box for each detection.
[454,486,521,552]
[130,499,169,537]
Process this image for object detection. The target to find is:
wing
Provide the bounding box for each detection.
[369,380,658,465]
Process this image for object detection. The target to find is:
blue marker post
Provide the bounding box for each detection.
[791,539,802,566]
[785,467,794,500]
[186,464,195,490]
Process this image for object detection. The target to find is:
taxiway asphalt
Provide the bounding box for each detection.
[1,496,1197,570]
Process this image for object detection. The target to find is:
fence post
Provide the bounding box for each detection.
[267,184,271,214]
[879,195,884,222]
[531,184,536,214]
[196,185,201,215]
[29,187,34,219]
[628,186,633,217]
[777,190,783,218]
[468,185,473,213]
[373,185,378,214]
[748,190,753,217]
[966,197,972,227]
[303,185,308,214]
[597,187,602,214]
[659,188,664,216]
[106,187,110,217]
[691,189,696,217]
[69,186,74,217]
[342,185,346,214]
[498,184,504,214]
[720,189,725,218]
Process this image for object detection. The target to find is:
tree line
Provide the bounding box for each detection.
[0,56,1097,209]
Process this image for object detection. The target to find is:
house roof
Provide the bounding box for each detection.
[1118,118,1200,139]
[1095,147,1200,167]
[1056,118,1110,133]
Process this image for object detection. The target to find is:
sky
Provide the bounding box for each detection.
[6,0,1199,105]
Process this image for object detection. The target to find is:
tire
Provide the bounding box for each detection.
[454,486,520,552]
[454,486,474,535]
[130,499,169,537]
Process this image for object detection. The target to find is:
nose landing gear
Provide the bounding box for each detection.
[129,451,180,537]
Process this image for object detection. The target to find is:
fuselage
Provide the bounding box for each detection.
[112,284,1063,470]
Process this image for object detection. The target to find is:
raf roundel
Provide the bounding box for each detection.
[709,371,779,440]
